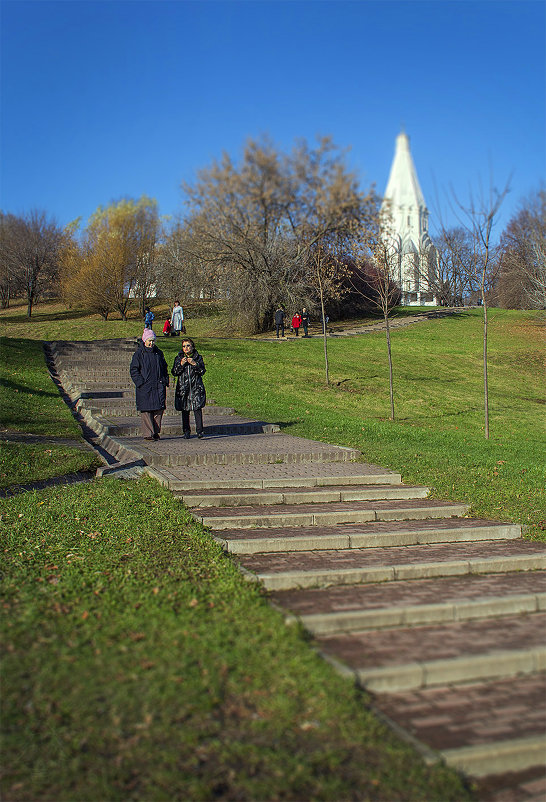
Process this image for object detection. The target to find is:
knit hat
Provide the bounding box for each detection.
[142,328,156,342]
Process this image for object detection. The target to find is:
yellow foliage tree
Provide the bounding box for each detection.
[60,197,159,320]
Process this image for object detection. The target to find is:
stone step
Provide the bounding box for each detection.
[93,414,280,437]
[89,406,236,420]
[80,389,134,399]
[217,518,522,554]
[146,462,402,491]
[238,539,546,589]
[316,612,546,691]
[76,396,232,415]
[179,483,430,508]
[127,433,362,468]
[195,498,470,531]
[374,673,546,778]
[270,571,546,634]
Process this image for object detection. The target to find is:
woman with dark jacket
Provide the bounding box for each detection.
[129,329,169,440]
[171,338,206,439]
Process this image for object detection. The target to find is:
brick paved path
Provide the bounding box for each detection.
[46,338,546,802]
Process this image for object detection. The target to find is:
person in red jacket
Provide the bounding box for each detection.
[291,312,302,337]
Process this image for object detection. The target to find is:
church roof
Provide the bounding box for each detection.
[383,132,427,211]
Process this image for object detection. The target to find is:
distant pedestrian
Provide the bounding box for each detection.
[171,301,185,336]
[291,312,302,337]
[301,307,310,337]
[172,338,206,439]
[274,306,285,338]
[129,329,169,441]
[144,307,155,328]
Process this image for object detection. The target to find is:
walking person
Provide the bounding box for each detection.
[291,312,302,337]
[172,338,206,439]
[129,329,169,441]
[170,301,185,336]
[301,307,310,337]
[144,307,155,329]
[274,306,285,338]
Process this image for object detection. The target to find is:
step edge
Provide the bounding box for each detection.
[354,646,546,692]
[439,734,546,777]
[251,555,546,590]
[296,593,544,635]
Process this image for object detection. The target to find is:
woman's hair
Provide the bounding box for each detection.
[181,338,195,351]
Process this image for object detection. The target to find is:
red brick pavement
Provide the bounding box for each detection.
[271,571,546,615]
[239,539,546,574]
[198,497,463,518]
[374,673,546,750]
[219,517,517,541]
[316,613,546,668]
[475,766,546,802]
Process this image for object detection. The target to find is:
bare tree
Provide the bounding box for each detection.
[453,178,510,439]
[0,210,63,316]
[429,227,477,306]
[179,136,376,333]
[347,210,401,420]
[497,188,546,309]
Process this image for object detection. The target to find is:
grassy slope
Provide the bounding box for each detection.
[192,308,545,538]
[0,338,102,486]
[1,478,471,802]
[1,301,544,799]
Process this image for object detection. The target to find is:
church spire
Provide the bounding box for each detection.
[381,132,438,306]
[383,131,426,217]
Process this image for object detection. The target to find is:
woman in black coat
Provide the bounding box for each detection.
[171,338,206,439]
[129,329,169,440]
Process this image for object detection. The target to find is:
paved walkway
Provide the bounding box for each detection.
[45,338,546,802]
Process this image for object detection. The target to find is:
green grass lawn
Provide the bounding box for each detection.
[0,337,102,487]
[1,300,544,800]
[186,307,544,539]
[0,298,231,342]
[1,477,472,802]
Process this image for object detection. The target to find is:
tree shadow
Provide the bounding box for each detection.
[1,378,59,398]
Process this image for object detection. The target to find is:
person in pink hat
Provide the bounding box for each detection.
[129,329,169,440]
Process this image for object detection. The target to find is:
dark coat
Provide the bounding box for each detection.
[172,349,206,411]
[130,340,169,412]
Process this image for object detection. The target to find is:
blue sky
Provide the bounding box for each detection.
[1,0,544,238]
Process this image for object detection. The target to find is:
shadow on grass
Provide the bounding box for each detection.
[1,378,60,398]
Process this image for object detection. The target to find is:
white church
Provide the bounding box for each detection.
[381,132,438,306]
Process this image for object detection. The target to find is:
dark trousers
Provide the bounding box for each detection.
[182,408,203,434]
[294,327,299,336]
[141,410,163,438]
[302,322,308,336]
[276,323,284,337]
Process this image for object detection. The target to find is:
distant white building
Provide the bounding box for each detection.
[382,132,438,306]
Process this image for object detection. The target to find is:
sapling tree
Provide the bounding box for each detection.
[452,178,510,439]
[348,210,401,420]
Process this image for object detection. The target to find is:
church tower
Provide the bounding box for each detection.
[381,132,437,305]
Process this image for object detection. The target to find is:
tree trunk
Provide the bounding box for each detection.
[321,292,329,386]
[482,285,489,439]
[316,246,329,385]
[385,312,395,420]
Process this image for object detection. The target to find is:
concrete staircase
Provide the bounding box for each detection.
[46,339,546,801]
[188,476,546,795]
